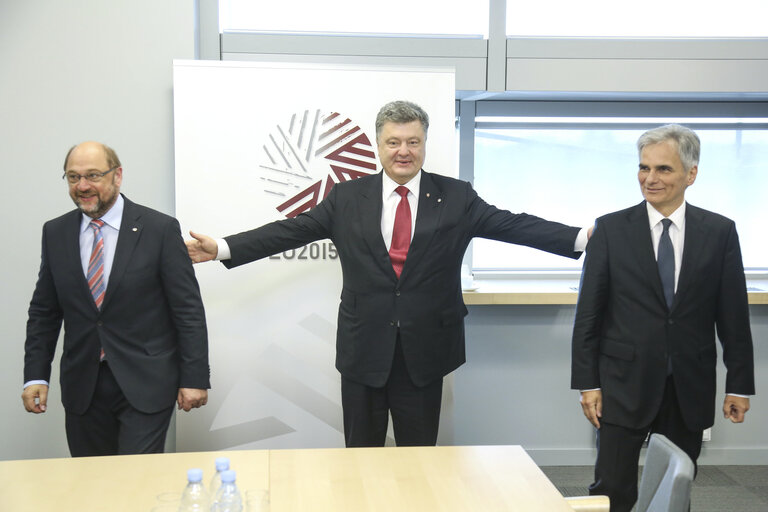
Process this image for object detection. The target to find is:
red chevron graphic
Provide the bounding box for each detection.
[263,110,377,219]
[276,181,322,219]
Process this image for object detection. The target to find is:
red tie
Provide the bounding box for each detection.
[389,186,411,279]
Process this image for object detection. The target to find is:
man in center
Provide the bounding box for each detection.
[187,100,586,447]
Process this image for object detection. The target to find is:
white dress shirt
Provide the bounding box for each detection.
[381,171,420,249]
[79,194,124,288]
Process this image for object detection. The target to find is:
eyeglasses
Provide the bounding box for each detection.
[62,166,118,184]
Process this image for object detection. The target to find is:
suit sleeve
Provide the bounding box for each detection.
[571,219,610,390]
[160,218,210,389]
[24,225,64,383]
[715,223,755,395]
[466,181,582,259]
[223,184,336,269]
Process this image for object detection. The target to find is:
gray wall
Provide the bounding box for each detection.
[451,306,768,465]
[1,0,765,464]
[0,0,194,460]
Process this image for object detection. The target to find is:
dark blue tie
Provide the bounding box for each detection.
[658,218,675,308]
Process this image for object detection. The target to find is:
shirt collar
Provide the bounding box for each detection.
[382,170,421,198]
[646,200,686,230]
[80,193,124,233]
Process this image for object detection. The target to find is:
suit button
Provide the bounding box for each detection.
[668,319,674,325]
[97,321,103,326]
[395,290,401,297]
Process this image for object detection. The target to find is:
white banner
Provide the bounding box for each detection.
[173,60,455,450]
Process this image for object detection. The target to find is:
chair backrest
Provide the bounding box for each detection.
[636,433,695,512]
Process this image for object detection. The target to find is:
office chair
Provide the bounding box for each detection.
[565,433,695,511]
[636,433,695,512]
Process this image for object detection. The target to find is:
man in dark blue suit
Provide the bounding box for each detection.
[23,141,210,457]
[571,124,755,512]
[187,101,587,447]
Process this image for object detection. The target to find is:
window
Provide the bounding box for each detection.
[220,0,489,37]
[472,112,768,271]
[506,0,768,37]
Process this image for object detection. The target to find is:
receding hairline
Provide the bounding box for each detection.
[63,141,121,171]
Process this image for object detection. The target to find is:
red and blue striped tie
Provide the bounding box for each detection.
[87,219,106,360]
[87,219,106,309]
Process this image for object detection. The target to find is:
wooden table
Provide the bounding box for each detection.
[0,445,574,511]
[270,445,575,511]
[0,450,269,511]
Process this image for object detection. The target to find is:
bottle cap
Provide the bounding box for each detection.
[215,457,230,471]
[187,468,204,482]
[220,470,236,483]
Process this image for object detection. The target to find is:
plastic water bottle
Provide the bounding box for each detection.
[179,468,209,511]
[211,470,243,512]
[209,457,230,497]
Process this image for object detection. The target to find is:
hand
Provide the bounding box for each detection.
[186,231,218,264]
[587,225,595,240]
[177,388,208,411]
[22,384,49,414]
[723,395,750,423]
[580,390,602,429]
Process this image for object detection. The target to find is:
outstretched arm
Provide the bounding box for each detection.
[467,182,583,259]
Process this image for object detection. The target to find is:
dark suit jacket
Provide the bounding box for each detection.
[571,201,755,431]
[223,170,581,387]
[24,195,210,415]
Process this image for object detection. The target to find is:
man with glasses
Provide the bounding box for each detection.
[22,141,210,456]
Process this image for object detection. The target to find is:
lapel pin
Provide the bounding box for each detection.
[132,227,138,232]
[426,193,430,198]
